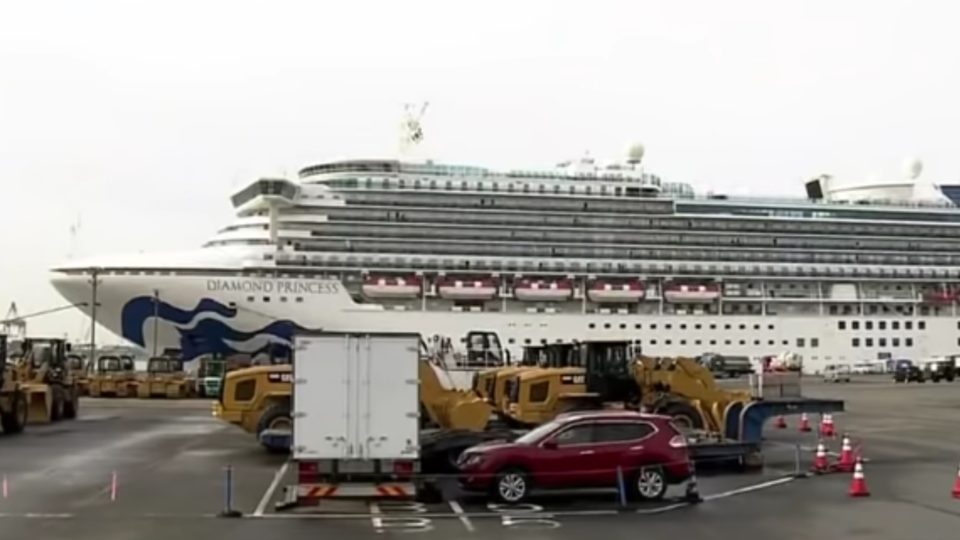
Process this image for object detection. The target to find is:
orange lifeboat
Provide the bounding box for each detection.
[361,275,421,299]
[587,280,646,303]
[663,283,721,303]
[514,278,574,302]
[437,277,499,301]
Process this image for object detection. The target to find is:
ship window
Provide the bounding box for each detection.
[724,340,731,345]
[892,337,900,346]
[879,338,887,347]
[739,324,746,330]
[553,185,560,194]
[665,340,671,345]
[709,324,716,330]
[768,324,774,330]
[768,339,775,346]
[753,324,760,330]
[878,321,886,330]
[619,323,626,329]
[781,340,788,345]
[695,340,702,345]
[905,321,913,330]
[492,182,499,192]
[852,321,860,330]
[296,297,304,303]
[635,324,641,329]
[919,321,926,330]
[838,321,846,330]
[665,324,672,330]
[680,324,687,330]
[246,296,255,302]
[280,297,288,303]
[724,324,731,330]
[650,339,657,345]
[906,337,913,347]
[865,338,874,347]
[569,185,575,194]
[650,324,657,330]
[811,338,819,348]
[524,338,531,345]
[753,339,760,345]
[589,323,596,329]
[680,340,686,345]
[865,321,873,330]
[694,323,701,330]
[709,340,716,345]
[523,184,530,193]
[739,340,746,345]
[796,338,805,348]
[604,323,611,329]
[852,338,860,347]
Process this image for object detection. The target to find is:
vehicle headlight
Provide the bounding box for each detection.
[459,454,485,468]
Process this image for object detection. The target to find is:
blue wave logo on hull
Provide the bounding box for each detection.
[121,296,309,360]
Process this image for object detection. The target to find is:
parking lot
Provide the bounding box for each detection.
[0,376,959,539]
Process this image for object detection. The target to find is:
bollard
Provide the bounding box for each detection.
[616,466,627,508]
[110,471,118,502]
[219,465,243,518]
[2,474,7,499]
[684,465,703,504]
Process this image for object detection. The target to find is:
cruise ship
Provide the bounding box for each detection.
[49,138,960,377]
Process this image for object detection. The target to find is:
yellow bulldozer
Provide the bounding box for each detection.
[88,355,138,398]
[15,337,81,423]
[0,335,28,435]
[137,357,194,399]
[500,339,752,433]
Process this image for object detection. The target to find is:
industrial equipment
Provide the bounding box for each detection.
[0,335,28,435]
[88,355,138,397]
[137,357,194,398]
[196,356,227,398]
[16,337,80,423]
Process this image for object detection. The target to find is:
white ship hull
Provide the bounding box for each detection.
[50,267,953,376]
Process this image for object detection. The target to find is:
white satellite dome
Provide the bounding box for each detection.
[902,157,923,180]
[626,143,645,164]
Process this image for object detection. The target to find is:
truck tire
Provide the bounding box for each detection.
[493,467,531,504]
[257,403,292,454]
[1,391,28,434]
[63,387,79,420]
[657,401,704,431]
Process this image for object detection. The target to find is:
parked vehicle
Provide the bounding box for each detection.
[458,410,693,503]
[822,364,852,383]
[698,353,754,379]
[850,362,883,375]
[923,359,956,383]
[893,360,924,383]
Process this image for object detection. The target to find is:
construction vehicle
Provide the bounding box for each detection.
[0,335,28,435]
[66,353,90,396]
[137,357,195,398]
[88,355,138,397]
[213,363,294,452]
[196,355,227,398]
[16,337,80,423]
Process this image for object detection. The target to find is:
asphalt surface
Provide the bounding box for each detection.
[0,376,957,539]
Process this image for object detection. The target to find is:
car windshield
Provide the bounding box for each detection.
[514,418,565,445]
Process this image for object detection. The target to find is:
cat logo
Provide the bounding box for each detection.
[560,374,586,385]
[267,372,293,383]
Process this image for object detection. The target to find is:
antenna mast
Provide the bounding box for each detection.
[398,101,429,157]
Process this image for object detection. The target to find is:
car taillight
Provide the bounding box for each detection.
[669,435,687,448]
[393,460,415,477]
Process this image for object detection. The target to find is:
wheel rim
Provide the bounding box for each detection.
[498,473,527,502]
[637,470,664,498]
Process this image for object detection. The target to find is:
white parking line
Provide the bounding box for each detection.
[701,476,796,501]
[448,501,475,532]
[253,460,290,517]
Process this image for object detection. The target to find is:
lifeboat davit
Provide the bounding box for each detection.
[438,277,499,301]
[514,278,573,302]
[361,275,421,299]
[587,280,646,303]
[664,283,721,303]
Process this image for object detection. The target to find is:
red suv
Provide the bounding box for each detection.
[458,410,692,503]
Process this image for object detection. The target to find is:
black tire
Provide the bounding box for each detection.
[50,387,64,422]
[256,402,292,454]
[631,467,668,501]
[493,467,531,504]
[657,401,704,431]
[63,387,79,420]
[1,391,28,434]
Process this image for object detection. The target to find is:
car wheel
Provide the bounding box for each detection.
[632,467,667,501]
[494,468,530,504]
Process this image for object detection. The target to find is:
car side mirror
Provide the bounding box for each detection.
[542,440,558,450]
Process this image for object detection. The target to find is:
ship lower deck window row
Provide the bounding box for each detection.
[852,337,914,348]
[838,320,926,331]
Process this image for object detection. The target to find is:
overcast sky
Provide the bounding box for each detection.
[2,0,959,342]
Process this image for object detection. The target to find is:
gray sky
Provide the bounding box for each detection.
[2,0,959,341]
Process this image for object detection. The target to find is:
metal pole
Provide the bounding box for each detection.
[89,268,99,368]
[152,289,160,357]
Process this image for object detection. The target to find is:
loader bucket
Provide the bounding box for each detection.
[25,384,52,424]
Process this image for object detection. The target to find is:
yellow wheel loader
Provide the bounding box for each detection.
[15,338,80,424]
[137,357,194,399]
[88,356,138,398]
[0,335,28,435]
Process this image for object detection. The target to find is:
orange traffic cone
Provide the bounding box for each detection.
[820,413,836,438]
[848,458,870,497]
[812,440,830,474]
[951,463,960,499]
[837,435,855,473]
[775,415,787,429]
[799,413,812,433]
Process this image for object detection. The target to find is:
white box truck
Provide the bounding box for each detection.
[292,332,422,500]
